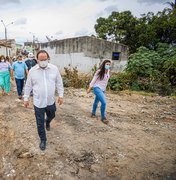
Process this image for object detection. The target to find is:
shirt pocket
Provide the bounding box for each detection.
[48,74,56,83]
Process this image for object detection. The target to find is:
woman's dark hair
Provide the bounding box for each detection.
[36,50,50,59]
[6,56,9,60]
[0,55,6,62]
[97,59,111,80]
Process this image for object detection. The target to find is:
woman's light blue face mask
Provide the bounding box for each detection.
[105,62,111,70]
[105,65,110,70]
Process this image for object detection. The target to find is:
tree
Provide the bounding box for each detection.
[166,0,176,10]
[153,8,176,44]
[94,7,176,53]
[95,11,137,43]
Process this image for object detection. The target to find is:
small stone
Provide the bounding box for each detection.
[18,152,33,158]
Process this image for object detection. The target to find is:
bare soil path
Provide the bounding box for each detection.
[0,86,176,180]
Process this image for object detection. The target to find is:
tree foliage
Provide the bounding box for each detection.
[126,46,161,77]
[123,43,176,95]
[95,5,176,53]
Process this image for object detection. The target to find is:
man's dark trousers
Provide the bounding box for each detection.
[34,103,56,141]
[15,78,24,97]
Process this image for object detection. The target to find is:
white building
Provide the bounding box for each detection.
[39,36,128,74]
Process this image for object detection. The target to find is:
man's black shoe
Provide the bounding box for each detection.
[39,141,46,151]
[46,123,50,131]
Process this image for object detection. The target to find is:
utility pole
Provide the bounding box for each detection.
[1,20,13,57]
[29,32,35,54]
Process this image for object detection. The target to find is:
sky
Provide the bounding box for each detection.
[0,0,172,44]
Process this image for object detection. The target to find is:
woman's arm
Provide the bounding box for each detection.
[10,69,14,80]
[86,86,92,94]
[87,70,99,93]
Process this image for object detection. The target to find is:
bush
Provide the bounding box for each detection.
[63,67,91,88]
[124,44,176,95]
[126,46,161,77]
[108,72,136,91]
[163,55,176,86]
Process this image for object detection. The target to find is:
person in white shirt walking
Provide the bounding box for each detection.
[24,50,64,151]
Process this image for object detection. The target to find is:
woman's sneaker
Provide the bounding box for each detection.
[101,118,109,124]
[91,114,96,118]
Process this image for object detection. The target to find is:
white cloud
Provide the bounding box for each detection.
[75,29,89,37]
[137,0,168,5]
[0,0,20,4]
[14,18,27,25]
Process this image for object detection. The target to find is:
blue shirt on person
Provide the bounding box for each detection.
[12,61,28,79]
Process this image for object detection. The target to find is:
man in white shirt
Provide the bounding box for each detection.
[24,50,64,151]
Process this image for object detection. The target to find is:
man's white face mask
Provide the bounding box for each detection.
[39,60,48,68]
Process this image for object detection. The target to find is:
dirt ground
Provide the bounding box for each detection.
[0,83,176,180]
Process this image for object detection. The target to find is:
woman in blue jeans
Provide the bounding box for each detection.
[87,59,111,124]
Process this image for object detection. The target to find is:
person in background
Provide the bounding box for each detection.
[24,50,64,151]
[0,55,13,95]
[24,52,38,96]
[25,52,37,71]
[6,56,13,65]
[12,54,28,100]
[87,59,112,124]
[12,56,17,63]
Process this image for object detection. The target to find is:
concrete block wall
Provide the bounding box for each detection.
[40,36,128,74]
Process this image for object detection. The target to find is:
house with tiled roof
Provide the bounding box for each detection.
[0,39,16,57]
